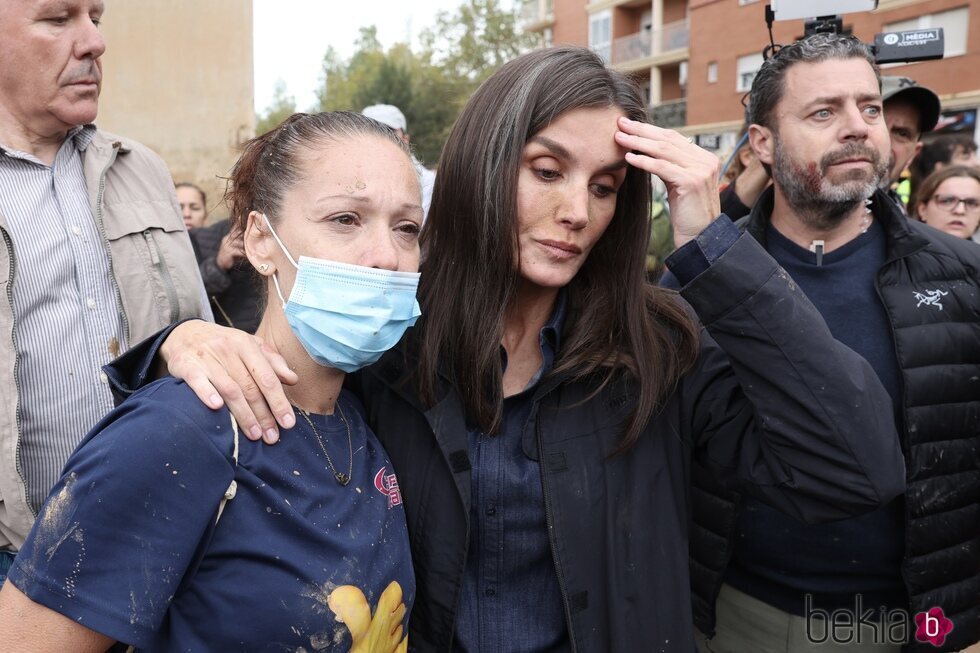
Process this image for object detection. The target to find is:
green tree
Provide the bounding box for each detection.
[421,0,540,84]
[255,79,296,136]
[314,0,537,166]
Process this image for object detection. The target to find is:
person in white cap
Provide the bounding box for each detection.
[363,104,436,221]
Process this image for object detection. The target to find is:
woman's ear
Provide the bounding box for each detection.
[915,202,928,222]
[244,211,276,276]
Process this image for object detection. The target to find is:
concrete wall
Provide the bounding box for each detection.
[97,0,255,220]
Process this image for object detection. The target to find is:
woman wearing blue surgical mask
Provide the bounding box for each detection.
[0,112,420,652]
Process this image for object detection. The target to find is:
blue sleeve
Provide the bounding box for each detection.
[103,319,197,405]
[664,215,740,286]
[7,384,235,648]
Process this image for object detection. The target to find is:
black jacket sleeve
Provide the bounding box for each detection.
[719,182,752,222]
[675,232,905,523]
[189,220,233,295]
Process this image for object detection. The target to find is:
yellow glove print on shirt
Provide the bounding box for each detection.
[328,581,408,653]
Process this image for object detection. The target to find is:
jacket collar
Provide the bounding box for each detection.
[739,186,931,263]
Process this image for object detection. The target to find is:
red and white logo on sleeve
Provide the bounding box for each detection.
[374,467,403,509]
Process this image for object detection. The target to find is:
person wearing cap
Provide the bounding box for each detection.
[879,75,941,214]
[362,104,436,221]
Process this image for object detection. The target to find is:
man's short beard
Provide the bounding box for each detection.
[880,153,898,190]
[772,137,887,231]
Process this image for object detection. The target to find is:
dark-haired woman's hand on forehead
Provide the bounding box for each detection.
[160,321,298,443]
[614,117,721,249]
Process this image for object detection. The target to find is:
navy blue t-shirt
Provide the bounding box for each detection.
[9,378,414,651]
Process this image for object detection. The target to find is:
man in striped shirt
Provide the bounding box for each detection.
[0,0,211,578]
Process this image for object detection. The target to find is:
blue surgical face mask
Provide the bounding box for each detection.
[261,214,422,373]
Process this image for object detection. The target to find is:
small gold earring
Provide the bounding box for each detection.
[259,264,270,272]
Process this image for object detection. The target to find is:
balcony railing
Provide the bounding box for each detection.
[611,18,689,64]
[520,0,554,29]
[649,98,687,129]
[520,0,539,25]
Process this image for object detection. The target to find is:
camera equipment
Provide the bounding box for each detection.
[766,0,945,65]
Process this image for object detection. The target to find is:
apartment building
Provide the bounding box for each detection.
[520,0,980,155]
[523,0,691,128]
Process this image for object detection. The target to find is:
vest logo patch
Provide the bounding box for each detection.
[913,289,948,310]
[374,467,402,509]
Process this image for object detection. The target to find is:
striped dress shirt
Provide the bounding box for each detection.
[0,125,128,514]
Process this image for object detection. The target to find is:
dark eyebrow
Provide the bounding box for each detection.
[314,194,371,205]
[804,92,882,111]
[529,135,574,163]
[599,159,628,173]
[528,135,627,173]
[312,195,423,215]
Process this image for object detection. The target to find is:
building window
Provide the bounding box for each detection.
[736,52,764,92]
[707,61,718,84]
[885,6,969,57]
[589,10,612,64]
[679,61,688,88]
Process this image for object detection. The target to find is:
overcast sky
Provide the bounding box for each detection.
[253,0,469,114]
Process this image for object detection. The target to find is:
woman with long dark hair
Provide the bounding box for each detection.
[111,48,902,651]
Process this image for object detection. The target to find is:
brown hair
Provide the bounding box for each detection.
[914,164,980,220]
[910,135,980,207]
[724,124,751,184]
[748,33,878,131]
[225,111,413,238]
[417,47,699,450]
[175,182,207,208]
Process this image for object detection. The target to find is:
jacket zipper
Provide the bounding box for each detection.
[874,268,914,597]
[2,225,35,519]
[93,143,131,343]
[535,406,578,653]
[142,229,180,322]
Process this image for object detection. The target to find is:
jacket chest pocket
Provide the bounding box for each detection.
[102,201,202,342]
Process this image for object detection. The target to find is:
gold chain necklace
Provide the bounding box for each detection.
[296,402,353,486]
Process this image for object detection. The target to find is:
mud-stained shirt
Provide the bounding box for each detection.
[8,378,415,652]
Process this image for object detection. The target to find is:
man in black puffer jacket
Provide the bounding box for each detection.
[689,34,980,653]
